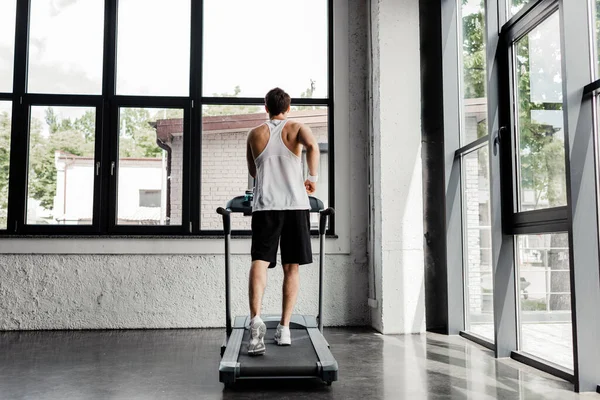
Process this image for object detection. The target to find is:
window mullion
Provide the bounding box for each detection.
[6,0,31,234]
[102,0,118,234]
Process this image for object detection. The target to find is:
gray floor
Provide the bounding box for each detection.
[1,328,598,400]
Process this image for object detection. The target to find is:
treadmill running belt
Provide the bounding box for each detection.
[238,328,319,377]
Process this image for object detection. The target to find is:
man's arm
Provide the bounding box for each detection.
[246,132,256,178]
[297,123,319,194]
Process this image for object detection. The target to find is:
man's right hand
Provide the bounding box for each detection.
[304,180,317,195]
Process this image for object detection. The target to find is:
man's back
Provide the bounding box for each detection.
[248,118,310,212]
[248,119,304,160]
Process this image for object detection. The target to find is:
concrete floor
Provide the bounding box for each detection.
[1,328,598,400]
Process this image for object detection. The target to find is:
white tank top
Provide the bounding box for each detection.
[252,119,310,212]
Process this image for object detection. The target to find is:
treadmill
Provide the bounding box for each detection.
[217,194,338,386]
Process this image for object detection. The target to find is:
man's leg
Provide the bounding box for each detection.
[281,263,300,326]
[249,260,270,318]
[247,260,269,356]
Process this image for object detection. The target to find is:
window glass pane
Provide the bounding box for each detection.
[461,0,488,145]
[0,101,11,229]
[117,108,184,226]
[203,0,328,98]
[27,106,96,225]
[463,146,494,342]
[596,0,600,79]
[514,13,566,211]
[201,106,328,231]
[28,0,104,94]
[0,0,17,92]
[517,233,573,369]
[116,0,190,96]
[510,0,528,18]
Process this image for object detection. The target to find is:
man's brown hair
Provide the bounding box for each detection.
[265,88,291,117]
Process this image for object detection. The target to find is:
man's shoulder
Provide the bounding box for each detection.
[248,123,269,137]
[284,119,304,132]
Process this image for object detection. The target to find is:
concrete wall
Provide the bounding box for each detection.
[0,254,365,329]
[370,0,426,334]
[0,0,370,330]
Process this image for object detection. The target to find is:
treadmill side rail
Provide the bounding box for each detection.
[307,327,339,383]
[219,328,244,384]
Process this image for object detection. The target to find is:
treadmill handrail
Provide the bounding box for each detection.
[217,207,232,335]
[318,207,334,332]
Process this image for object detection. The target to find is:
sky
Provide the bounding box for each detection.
[0,0,328,107]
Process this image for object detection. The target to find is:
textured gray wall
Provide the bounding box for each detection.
[0,254,367,329]
[0,0,369,330]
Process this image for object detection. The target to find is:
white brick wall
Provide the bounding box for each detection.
[169,135,184,225]
[463,115,492,316]
[199,127,329,230]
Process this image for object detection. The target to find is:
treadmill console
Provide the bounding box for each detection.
[226,191,325,215]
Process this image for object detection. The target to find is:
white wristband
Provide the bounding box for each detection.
[307,174,318,183]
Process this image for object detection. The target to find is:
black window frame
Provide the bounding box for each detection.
[1,0,335,237]
[498,0,569,235]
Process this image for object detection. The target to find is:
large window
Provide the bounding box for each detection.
[0,0,332,236]
[447,0,600,391]
[458,0,495,343]
[514,13,566,212]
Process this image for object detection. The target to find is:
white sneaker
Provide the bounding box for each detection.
[274,324,291,346]
[248,316,266,356]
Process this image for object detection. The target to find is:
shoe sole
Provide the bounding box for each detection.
[248,323,267,356]
[274,337,291,346]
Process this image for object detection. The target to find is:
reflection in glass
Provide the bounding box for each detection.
[0,0,17,92]
[117,0,190,96]
[28,0,104,94]
[203,0,328,98]
[515,13,566,211]
[27,106,96,225]
[461,0,488,145]
[462,146,494,341]
[117,108,184,226]
[0,102,11,229]
[200,106,329,231]
[517,233,573,369]
[510,0,528,18]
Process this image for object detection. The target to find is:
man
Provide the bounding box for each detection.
[245,87,320,356]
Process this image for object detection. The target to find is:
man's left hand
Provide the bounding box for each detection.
[304,180,317,195]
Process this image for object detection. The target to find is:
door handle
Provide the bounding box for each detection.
[493,126,507,156]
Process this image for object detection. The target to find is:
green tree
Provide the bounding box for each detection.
[203,86,262,116]
[293,80,319,112]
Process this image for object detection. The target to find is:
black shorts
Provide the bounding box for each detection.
[251,210,313,267]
